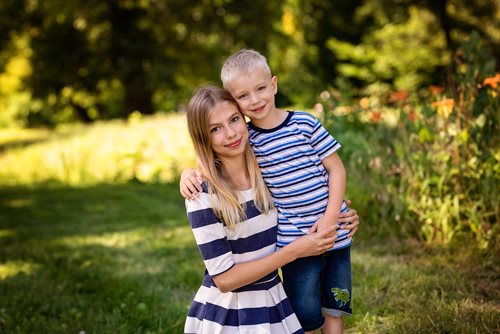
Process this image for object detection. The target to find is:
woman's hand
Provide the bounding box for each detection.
[290,225,338,258]
[308,200,360,238]
[339,199,360,238]
[180,168,203,200]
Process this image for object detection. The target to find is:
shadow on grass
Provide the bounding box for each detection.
[0,182,202,333]
[0,182,186,237]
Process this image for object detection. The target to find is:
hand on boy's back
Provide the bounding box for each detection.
[180,168,203,200]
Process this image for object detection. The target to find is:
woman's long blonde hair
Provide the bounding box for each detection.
[186,85,274,228]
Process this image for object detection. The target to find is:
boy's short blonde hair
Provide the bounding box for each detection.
[220,49,272,87]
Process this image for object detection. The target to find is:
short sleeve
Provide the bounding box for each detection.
[186,194,235,277]
[307,114,341,160]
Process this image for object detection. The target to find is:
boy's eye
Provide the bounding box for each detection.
[238,93,248,100]
[258,86,266,91]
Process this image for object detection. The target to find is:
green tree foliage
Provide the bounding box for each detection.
[323,0,499,92]
[0,0,498,126]
[0,0,283,126]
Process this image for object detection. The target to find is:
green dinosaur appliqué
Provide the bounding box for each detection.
[331,287,350,307]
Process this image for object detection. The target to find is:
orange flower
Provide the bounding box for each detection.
[429,85,445,95]
[407,106,417,122]
[482,73,500,89]
[370,111,383,123]
[388,90,409,103]
[359,97,370,109]
[431,98,454,118]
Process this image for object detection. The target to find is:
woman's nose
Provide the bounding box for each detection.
[226,126,236,137]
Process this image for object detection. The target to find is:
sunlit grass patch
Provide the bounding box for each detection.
[0,127,52,148]
[0,229,16,239]
[56,231,145,249]
[0,113,197,186]
[0,260,40,280]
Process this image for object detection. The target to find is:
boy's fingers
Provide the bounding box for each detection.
[195,181,203,192]
[187,176,203,192]
[308,222,319,234]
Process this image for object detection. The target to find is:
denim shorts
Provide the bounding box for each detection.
[281,246,352,332]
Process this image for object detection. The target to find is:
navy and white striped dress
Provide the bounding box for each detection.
[184,185,304,334]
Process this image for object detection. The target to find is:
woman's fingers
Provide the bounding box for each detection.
[346,227,358,239]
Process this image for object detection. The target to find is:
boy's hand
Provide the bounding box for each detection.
[339,199,360,238]
[180,169,203,200]
[309,215,337,238]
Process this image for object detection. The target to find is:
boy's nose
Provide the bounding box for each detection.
[250,93,259,104]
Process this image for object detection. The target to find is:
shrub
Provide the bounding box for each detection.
[322,31,499,247]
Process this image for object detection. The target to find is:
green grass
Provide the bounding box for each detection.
[1,183,498,333]
[0,183,202,333]
[0,117,498,333]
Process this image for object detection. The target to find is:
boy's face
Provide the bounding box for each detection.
[224,67,278,125]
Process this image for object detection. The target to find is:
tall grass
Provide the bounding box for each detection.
[0,112,196,186]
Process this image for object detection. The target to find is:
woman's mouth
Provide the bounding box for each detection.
[225,139,242,148]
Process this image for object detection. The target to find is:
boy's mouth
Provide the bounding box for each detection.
[251,105,265,113]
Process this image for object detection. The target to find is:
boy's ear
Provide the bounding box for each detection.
[272,75,278,94]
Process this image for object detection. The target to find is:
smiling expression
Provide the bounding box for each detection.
[224,67,278,127]
[208,101,249,160]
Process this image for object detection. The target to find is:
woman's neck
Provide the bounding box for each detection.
[221,156,250,190]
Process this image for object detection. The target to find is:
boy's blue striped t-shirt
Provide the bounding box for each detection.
[248,111,352,250]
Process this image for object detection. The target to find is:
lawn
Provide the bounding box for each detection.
[1,182,498,333]
[0,114,498,333]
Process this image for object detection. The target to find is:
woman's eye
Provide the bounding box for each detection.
[231,116,240,123]
[210,127,220,133]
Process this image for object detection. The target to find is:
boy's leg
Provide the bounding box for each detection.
[281,255,324,333]
[322,316,343,334]
[321,246,352,334]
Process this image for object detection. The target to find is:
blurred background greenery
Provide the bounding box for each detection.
[1,0,498,245]
[0,0,499,332]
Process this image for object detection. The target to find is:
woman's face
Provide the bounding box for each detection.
[208,101,248,160]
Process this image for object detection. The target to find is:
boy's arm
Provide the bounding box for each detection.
[316,152,346,231]
[179,168,203,199]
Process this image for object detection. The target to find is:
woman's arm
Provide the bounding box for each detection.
[212,225,338,293]
[309,200,360,238]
